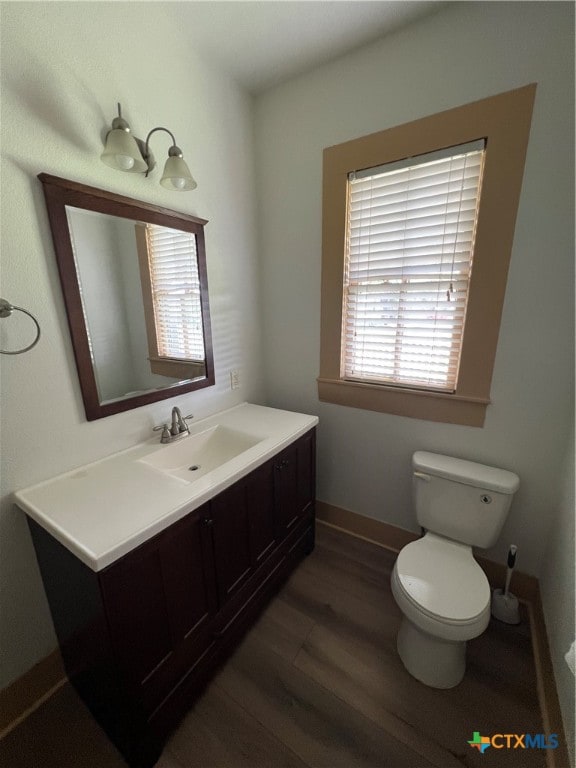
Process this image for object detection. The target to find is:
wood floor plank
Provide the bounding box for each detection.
[293,623,464,768]
[167,684,307,768]
[467,604,541,705]
[278,553,399,652]
[154,753,186,768]
[216,632,437,768]
[452,620,545,742]
[247,593,316,662]
[294,546,394,613]
[294,621,546,768]
[0,684,126,768]
[315,523,398,578]
[283,527,400,624]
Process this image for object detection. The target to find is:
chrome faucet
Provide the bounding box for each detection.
[153,407,193,443]
[171,406,187,436]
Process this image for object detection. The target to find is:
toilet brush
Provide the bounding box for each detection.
[491,545,521,624]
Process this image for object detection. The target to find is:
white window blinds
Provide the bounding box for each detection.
[145,224,205,361]
[343,141,485,392]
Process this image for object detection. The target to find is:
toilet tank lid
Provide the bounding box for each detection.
[413,451,520,494]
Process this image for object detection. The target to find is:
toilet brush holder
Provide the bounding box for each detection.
[491,544,521,625]
[491,588,520,624]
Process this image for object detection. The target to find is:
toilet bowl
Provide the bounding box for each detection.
[391,533,491,688]
[391,451,519,689]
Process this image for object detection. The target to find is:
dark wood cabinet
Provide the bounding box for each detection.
[275,427,315,536]
[210,455,280,603]
[29,428,316,768]
[100,505,218,715]
[246,459,277,565]
[211,481,252,603]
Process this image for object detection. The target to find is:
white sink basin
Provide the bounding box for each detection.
[15,403,318,570]
[139,425,263,483]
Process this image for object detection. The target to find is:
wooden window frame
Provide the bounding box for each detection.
[318,84,536,427]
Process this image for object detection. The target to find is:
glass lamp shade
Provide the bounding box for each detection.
[101,129,148,173]
[160,155,197,191]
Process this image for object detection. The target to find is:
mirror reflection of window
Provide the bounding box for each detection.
[65,207,208,403]
[41,175,214,419]
[136,224,206,381]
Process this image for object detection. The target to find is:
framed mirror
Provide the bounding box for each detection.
[39,174,214,420]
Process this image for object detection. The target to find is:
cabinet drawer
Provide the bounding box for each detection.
[212,510,314,641]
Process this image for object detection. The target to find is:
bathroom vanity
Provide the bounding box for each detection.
[15,403,317,768]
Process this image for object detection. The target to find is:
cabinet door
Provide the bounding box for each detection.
[211,482,252,604]
[246,459,276,565]
[160,509,219,647]
[296,428,315,518]
[100,505,217,698]
[274,429,316,538]
[210,459,278,609]
[274,441,299,536]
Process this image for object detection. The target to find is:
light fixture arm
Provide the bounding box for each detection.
[143,127,184,176]
[145,126,177,151]
[110,103,131,133]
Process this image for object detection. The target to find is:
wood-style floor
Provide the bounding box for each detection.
[0,523,546,768]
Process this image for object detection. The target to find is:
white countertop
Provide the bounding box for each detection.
[15,403,318,572]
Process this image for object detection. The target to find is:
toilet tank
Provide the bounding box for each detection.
[412,451,520,549]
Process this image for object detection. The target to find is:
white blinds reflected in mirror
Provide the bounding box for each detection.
[142,225,205,361]
[67,207,208,403]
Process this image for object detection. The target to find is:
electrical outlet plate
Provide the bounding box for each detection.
[230,369,240,390]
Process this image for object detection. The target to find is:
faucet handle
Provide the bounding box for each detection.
[177,414,193,434]
[153,424,172,443]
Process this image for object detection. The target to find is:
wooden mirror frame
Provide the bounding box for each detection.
[39,173,215,420]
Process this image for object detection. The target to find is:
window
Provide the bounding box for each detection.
[344,141,485,392]
[136,223,206,380]
[319,84,536,426]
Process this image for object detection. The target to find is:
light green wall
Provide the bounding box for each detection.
[0,1,263,689]
[541,428,575,766]
[255,0,574,577]
[255,2,574,751]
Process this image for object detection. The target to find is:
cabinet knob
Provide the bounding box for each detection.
[203,517,214,527]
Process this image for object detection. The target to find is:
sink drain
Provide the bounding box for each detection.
[188,464,201,472]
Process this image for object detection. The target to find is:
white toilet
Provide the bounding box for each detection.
[391,451,520,689]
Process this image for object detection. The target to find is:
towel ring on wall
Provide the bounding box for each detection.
[0,298,41,354]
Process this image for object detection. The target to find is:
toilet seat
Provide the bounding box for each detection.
[395,533,490,624]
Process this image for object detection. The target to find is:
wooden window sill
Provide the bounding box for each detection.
[317,377,490,427]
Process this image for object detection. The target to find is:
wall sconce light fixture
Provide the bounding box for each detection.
[101,104,197,191]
